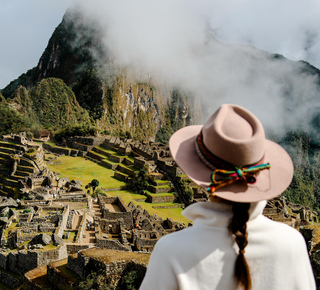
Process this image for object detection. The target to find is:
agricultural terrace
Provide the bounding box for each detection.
[47,154,190,225]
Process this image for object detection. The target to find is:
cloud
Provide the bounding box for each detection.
[73,0,320,137]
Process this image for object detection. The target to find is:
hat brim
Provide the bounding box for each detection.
[169,125,294,203]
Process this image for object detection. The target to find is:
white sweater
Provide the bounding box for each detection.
[139,201,316,290]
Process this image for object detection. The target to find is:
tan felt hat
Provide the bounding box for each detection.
[169,104,294,202]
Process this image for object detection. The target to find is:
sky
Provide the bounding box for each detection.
[0,0,76,89]
[1,0,320,89]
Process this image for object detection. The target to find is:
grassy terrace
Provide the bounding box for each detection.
[154,179,170,184]
[46,149,190,225]
[96,146,115,155]
[108,190,189,224]
[145,191,175,197]
[47,156,126,189]
[45,140,74,150]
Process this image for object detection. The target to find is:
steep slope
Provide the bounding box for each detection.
[1,8,196,142]
[8,78,91,131]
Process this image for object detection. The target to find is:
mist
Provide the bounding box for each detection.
[72,0,320,138]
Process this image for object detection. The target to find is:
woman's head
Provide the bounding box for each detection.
[169,104,293,203]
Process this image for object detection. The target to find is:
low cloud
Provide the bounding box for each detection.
[72,0,320,138]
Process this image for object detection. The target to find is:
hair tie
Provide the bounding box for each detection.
[239,249,245,255]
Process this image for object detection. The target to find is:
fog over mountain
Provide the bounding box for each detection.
[72,0,320,137]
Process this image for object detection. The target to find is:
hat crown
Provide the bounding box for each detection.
[202,104,265,167]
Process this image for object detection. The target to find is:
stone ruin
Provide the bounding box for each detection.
[93,196,186,253]
[264,196,318,226]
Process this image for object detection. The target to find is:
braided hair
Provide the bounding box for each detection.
[228,202,252,290]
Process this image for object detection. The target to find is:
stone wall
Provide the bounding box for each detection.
[68,136,106,147]
[146,193,176,203]
[16,230,38,243]
[0,252,8,270]
[67,252,90,279]
[37,245,67,267]
[96,238,131,251]
[57,206,69,237]
[21,200,52,208]
[75,214,86,243]
[66,244,90,255]
[0,245,67,275]
[43,143,71,156]
[100,160,118,170]
[132,146,153,160]
[0,270,21,289]
[134,235,158,252]
[114,171,128,182]
[47,260,78,290]
[66,211,75,229]
[133,230,159,252]
[102,211,133,230]
[100,220,121,234]
[116,164,135,176]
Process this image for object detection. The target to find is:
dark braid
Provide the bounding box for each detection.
[228,202,252,290]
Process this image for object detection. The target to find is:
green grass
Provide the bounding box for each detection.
[47,156,126,189]
[89,150,106,159]
[153,185,172,189]
[45,141,73,150]
[124,156,135,162]
[103,158,119,165]
[154,179,170,184]
[42,244,58,251]
[96,146,115,155]
[106,189,189,224]
[145,190,174,196]
[4,222,17,238]
[47,154,190,224]
[152,201,182,207]
[63,231,76,243]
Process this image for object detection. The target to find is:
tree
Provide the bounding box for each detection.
[129,168,150,194]
[91,179,100,192]
[85,179,100,196]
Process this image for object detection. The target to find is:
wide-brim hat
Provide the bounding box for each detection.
[169,104,294,202]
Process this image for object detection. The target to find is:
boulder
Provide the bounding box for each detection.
[0,197,18,208]
[62,232,70,239]
[31,233,52,245]
[27,187,50,200]
[52,234,65,246]
[66,180,82,189]
[0,207,10,217]
[0,217,9,224]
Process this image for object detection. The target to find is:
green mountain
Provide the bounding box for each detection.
[1,9,196,141]
[1,8,320,213]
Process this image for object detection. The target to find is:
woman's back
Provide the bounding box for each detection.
[140,201,315,290]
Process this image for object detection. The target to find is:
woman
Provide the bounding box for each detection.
[139,104,315,290]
